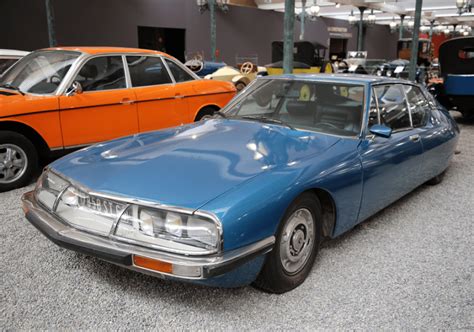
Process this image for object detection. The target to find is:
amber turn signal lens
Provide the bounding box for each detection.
[132,255,173,274]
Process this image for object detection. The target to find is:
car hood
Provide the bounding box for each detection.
[51,119,340,210]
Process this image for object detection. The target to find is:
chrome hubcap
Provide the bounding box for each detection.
[279,208,315,275]
[0,144,28,184]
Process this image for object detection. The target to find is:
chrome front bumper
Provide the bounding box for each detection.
[21,191,274,281]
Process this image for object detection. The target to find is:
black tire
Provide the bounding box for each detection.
[0,131,38,192]
[195,106,218,121]
[427,171,445,185]
[253,192,322,293]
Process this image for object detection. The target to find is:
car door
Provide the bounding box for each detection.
[126,55,188,132]
[357,84,424,222]
[403,84,454,182]
[59,55,138,147]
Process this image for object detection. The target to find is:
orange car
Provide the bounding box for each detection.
[0,47,236,192]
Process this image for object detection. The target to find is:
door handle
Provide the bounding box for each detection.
[409,134,420,142]
[175,94,184,99]
[120,98,135,105]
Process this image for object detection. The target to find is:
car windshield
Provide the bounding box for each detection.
[0,50,80,94]
[225,79,365,137]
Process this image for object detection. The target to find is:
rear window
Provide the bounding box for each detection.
[127,56,172,87]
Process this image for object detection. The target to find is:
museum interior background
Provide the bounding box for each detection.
[0,0,400,65]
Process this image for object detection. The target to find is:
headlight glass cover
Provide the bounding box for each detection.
[114,206,220,253]
[34,169,220,254]
[36,171,69,210]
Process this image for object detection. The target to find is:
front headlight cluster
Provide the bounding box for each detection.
[35,170,221,254]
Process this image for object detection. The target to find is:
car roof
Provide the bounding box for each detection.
[262,73,411,85]
[41,46,169,57]
[0,49,29,57]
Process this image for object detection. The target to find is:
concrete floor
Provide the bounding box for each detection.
[1,113,473,330]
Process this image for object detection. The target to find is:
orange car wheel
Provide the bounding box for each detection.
[0,131,38,193]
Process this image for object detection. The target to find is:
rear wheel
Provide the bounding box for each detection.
[254,193,322,293]
[195,106,218,121]
[427,171,445,185]
[0,131,38,192]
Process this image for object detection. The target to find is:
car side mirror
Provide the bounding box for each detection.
[369,124,392,138]
[66,81,83,96]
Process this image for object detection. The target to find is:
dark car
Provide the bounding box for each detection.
[429,37,474,118]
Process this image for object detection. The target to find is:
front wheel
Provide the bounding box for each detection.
[254,193,322,293]
[0,131,38,192]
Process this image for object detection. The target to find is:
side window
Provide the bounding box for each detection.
[0,58,19,75]
[127,56,171,87]
[403,85,429,127]
[75,56,126,92]
[374,84,411,131]
[368,90,380,127]
[164,59,194,83]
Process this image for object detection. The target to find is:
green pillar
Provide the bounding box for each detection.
[283,0,295,74]
[408,0,423,81]
[45,0,57,47]
[299,0,306,41]
[399,14,405,40]
[209,0,217,62]
[357,7,366,52]
[428,20,435,41]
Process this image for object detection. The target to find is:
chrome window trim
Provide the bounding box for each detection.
[0,49,84,96]
[162,57,200,82]
[400,83,414,128]
[44,167,224,256]
[402,83,431,128]
[124,54,174,88]
[371,82,414,132]
[161,56,176,84]
[60,53,129,95]
[122,55,132,89]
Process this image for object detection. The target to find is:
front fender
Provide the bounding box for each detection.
[199,139,363,251]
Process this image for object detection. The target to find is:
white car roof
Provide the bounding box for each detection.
[0,49,29,57]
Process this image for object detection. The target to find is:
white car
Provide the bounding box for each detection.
[0,49,29,76]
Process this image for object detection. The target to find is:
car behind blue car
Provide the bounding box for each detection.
[22,74,459,293]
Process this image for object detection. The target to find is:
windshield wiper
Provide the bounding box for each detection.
[0,84,24,95]
[241,115,295,130]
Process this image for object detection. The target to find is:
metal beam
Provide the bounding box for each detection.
[409,0,423,82]
[45,0,57,47]
[399,14,405,40]
[357,7,366,52]
[283,0,295,74]
[209,0,217,62]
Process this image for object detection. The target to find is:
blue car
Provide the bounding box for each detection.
[22,74,459,293]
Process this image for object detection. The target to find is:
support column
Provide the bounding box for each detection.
[399,14,405,40]
[283,0,295,74]
[428,20,435,41]
[299,0,306,41]
[45,0,57,47]
[357,7,366,52]
[408,0,423,81]
[209,0,217,61]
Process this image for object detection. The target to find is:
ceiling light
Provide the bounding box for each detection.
[348,10,357,24]
[367,9,376,24]
[335,3,340,8]
[310,5,320,15]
